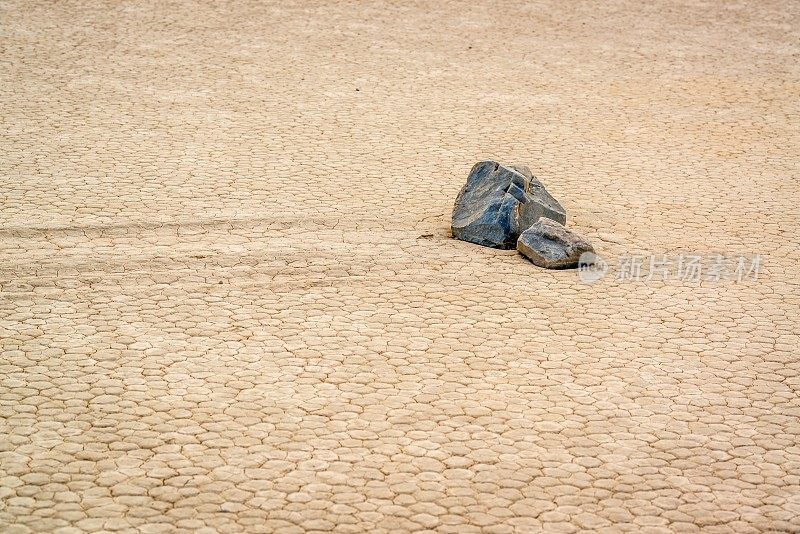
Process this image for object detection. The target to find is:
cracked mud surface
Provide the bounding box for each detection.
[1,1,799,532]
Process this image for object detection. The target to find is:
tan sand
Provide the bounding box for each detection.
[1,1,799,532]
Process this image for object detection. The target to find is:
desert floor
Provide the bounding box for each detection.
[1,1,799,533]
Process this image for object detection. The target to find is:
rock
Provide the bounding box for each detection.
[451,161,566,249]
[509,164,533,180]
[517,217,594,269]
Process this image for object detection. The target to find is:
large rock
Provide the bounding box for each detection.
[451,161,566,249]
[517,217,594,269]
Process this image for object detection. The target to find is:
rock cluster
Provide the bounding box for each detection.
[451,161,595,268]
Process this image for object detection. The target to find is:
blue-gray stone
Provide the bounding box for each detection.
[517,217,594,269]
[451,161,566,249]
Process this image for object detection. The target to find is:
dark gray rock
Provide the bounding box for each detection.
[517,217,594,269]
[451,161,566,249]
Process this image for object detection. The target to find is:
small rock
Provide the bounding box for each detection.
[451,161,566,249]
[509,164,533,179]
[517,218,594,269]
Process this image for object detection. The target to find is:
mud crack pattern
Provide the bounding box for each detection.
[1,1,799,532]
